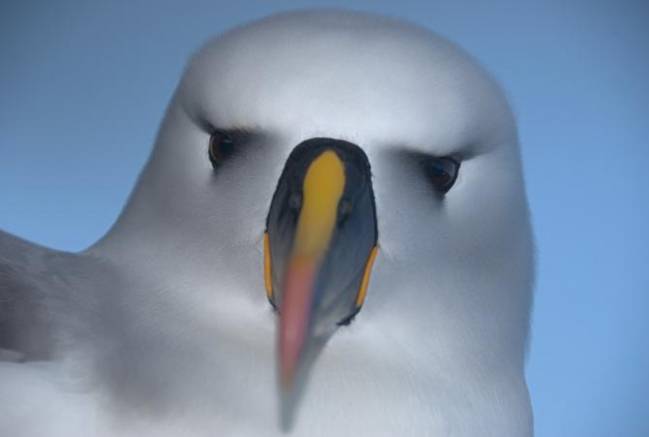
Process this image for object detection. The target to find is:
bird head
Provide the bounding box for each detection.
[94,10,534,431]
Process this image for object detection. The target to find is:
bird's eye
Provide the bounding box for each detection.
[425,157,460,194]
[208,130,236,168]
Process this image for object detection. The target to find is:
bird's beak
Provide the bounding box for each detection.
[279,150,344,388]
[264,138,378,391]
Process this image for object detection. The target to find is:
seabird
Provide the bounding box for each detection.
[0,10,534,437]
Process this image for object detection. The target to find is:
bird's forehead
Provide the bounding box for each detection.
[181,12,511,152]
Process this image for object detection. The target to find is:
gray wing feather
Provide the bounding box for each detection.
[0,230,72,360]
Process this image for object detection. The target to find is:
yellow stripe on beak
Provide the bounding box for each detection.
[292,150,346,258]
[356,245,379,308]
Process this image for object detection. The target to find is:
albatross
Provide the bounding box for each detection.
[0,10,535,437]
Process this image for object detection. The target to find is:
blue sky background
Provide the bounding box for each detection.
[1,1,647,435]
